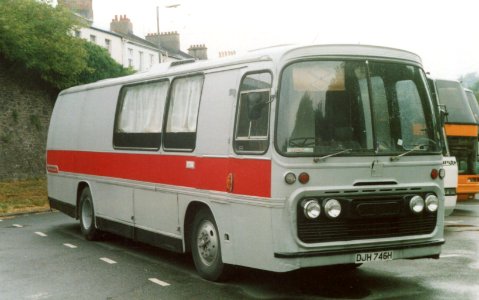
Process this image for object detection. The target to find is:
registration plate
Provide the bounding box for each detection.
[355,250,393,263]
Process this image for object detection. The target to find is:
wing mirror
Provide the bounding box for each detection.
[438,104,448,127]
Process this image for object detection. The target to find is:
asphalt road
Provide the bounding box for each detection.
[1,203,478,300]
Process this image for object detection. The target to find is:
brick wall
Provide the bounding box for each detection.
[0,58,56,180]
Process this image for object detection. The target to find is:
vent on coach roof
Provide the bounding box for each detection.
[170,59,196,67]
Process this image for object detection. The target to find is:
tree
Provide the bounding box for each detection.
[459,72,479,89]
[78,41,134,85]
[0,0,87,89]
[0,0,133,90]
[459,72,479,99]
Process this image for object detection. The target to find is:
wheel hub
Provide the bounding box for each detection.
[196,220,218,266]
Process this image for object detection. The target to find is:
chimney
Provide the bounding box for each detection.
[146,31,180,53]
[145,33,161,49]
[110,15,133,35]
[219,50,236,58]
[58,0,93,23]
[188,44,208,60]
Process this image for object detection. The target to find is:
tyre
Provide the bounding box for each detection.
[79,187,100,241]
[191,208,228,281]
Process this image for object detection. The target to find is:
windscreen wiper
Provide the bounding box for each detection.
[313,149,352,163]
[390,144,426,161]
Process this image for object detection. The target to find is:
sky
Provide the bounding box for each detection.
[89,0,478,80]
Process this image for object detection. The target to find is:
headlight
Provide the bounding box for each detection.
[425,194,439,212]
[324,199,341,218]
[302,199,320,219]
[409,195,425,214]
[284,172,296,184]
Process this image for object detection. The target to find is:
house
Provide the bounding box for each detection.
[74,24,158,72]
[76,15,193,72]
[58,0,196,72]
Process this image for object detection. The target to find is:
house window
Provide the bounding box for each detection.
[139,51,144,71]
[75,30,81,38]
[90,35,96,43]
[105,39,111,52]
[128,48,134,68]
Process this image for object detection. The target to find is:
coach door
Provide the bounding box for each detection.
[229,71,272,196]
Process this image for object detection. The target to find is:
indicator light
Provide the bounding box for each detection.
[298,172,310,184]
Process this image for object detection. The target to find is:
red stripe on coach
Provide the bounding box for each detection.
[46,150,271,198]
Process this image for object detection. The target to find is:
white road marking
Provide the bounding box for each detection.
[440,254,463,258]
[445,220,464,225]
[12,224,23,228]
[100,257,117,264]
[148,278,170,287]
[25,292,51,299]
[63,243,77,249]
[35,232,47,237]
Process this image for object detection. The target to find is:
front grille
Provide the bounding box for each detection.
[297,194,437,243]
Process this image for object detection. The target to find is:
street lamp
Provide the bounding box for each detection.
[156,3,181,36]
[156,3,181,62]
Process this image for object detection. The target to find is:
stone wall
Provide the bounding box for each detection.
[0,58,56,180]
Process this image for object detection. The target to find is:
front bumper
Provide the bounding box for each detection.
[275,239,444,258]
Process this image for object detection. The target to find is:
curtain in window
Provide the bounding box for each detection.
[118,81,168,133]
[167,76,203,133]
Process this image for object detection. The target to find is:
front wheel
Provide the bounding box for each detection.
[79,187,100,241]
[191,208,228,281]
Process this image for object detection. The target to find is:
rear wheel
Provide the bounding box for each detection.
[191,208,228,281]
[79,187,100,241]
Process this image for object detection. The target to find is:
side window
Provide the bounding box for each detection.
[164,75,204,151]
[234,72,272,154]
[113,80,169,150]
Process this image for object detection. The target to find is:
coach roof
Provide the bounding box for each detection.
[60,44,422,95]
